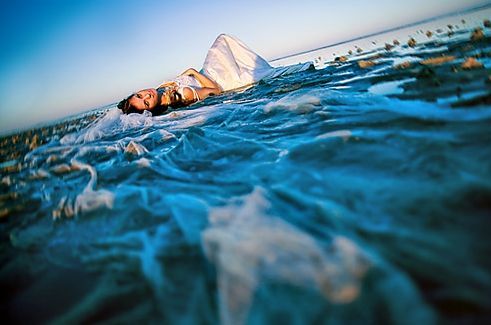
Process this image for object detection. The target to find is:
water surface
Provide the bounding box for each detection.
[1,7,491,324]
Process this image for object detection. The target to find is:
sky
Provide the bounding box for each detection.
[0,0,489,134]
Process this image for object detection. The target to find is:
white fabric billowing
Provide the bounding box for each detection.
[202,34,313,91]
[160,35,313,94]
[202,34,274,91]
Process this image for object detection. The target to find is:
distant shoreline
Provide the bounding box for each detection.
[0,105,110,138]
[270,2,491,62]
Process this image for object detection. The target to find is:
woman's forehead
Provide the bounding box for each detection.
[136,88,151,94]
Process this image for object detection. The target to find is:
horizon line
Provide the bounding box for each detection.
[270,2,491,62]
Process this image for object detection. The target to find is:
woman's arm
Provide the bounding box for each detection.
[178,86,219,105]
[157,81,178,89]
[195,87,220,100]
[181,68,222,93]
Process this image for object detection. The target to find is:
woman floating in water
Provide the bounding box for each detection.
[118,34,313,115]
[118,68,222,115]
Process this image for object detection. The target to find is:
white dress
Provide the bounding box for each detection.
[201,34,313,91]
[164,34,313,94]
[172,75,201,101]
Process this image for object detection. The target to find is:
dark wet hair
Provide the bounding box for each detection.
[117,94,169,116]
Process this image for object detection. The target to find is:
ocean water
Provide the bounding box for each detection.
[2,7,491,325]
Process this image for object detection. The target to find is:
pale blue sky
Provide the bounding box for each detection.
[0,0,488,133]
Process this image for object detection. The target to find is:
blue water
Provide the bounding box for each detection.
[2,9,491,325]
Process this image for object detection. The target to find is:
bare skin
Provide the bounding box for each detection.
[158,68,222,105]
[126,68,221,112]
[128,68,222,111]
[127,89,163,111]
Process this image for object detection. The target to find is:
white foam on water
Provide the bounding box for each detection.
[316,130,353,140]
[264,93,322,114]
[61,109,155,145]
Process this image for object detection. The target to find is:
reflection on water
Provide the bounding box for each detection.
[2,6,491,324]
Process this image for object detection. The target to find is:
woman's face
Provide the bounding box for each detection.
[128,88,159,111]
